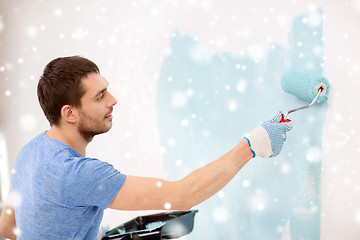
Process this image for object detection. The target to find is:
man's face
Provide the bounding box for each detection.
[76,72,117,141]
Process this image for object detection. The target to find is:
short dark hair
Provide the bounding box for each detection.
[37,56,100,126]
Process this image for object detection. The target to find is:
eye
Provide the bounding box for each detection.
[98,93,104,101]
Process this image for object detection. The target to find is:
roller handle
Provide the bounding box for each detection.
[280,114,291,123]
[280,87,324,123]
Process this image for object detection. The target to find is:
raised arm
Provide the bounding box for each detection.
[109,111,292,211]
[0,188,17,240]
[109,138,252,211]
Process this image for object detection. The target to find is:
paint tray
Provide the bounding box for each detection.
[101,210,198,240]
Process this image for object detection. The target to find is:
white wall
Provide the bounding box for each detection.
[0,0,359,239]
[321,1,360,239]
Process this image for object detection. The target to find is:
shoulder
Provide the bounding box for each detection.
[59,157,126,207]
[18,131,66,154]
[17,131,77,162]
[62,157,121,179]
[19,131,46,150]
[16,131,48,159]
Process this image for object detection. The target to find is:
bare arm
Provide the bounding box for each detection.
[109,138,253,211]
[0,188,17,240]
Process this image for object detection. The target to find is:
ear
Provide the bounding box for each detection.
[60,105,77,123]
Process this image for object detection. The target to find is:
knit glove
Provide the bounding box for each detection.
[244,111,293,158]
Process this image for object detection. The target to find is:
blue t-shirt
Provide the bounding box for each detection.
[11,132,126,239]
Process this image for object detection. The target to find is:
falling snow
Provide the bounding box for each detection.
[236,79,247,93]
[242,180,250,188]
[0,1,359,240]
[4,90,11,96]
[355,209,360,225]
[171,91,188,108]
[306,147,321,163]
[212,207,229,223]
[19,114,37,131]
[0,16,4,32]
[11,191,22,207]
[25,25,38,38]
[164,202,172,210]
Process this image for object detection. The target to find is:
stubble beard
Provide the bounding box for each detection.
[78,110,112,142]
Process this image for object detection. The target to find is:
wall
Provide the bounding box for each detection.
[0,0,359,239]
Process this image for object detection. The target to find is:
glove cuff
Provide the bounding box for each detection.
[246,126,273,158]
[244,137,255,158]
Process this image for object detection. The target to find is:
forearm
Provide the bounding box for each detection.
[110,112,291,211]
[0,189,17,240]
[109,139,253,211]
[0,212,17,239]
[175,138,253,209]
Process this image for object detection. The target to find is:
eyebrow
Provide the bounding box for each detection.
[93,82,109,99]
[94,88,106,98]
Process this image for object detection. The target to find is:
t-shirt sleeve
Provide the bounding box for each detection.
[61,157,126,209]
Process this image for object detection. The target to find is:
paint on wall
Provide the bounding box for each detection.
[157,9,327,240]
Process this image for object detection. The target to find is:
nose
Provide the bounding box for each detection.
[107,92,117,107]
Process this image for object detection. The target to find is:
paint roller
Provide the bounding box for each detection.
[280,70,330,122]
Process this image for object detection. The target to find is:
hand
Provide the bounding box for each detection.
[244,111,293,158]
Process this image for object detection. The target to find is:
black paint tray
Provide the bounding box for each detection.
[102,210,198,240]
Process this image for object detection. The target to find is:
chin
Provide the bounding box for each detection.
[79,125,112,141]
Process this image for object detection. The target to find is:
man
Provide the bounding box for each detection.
[0,56,292,239]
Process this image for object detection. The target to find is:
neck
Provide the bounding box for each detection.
[46,125,90,156]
